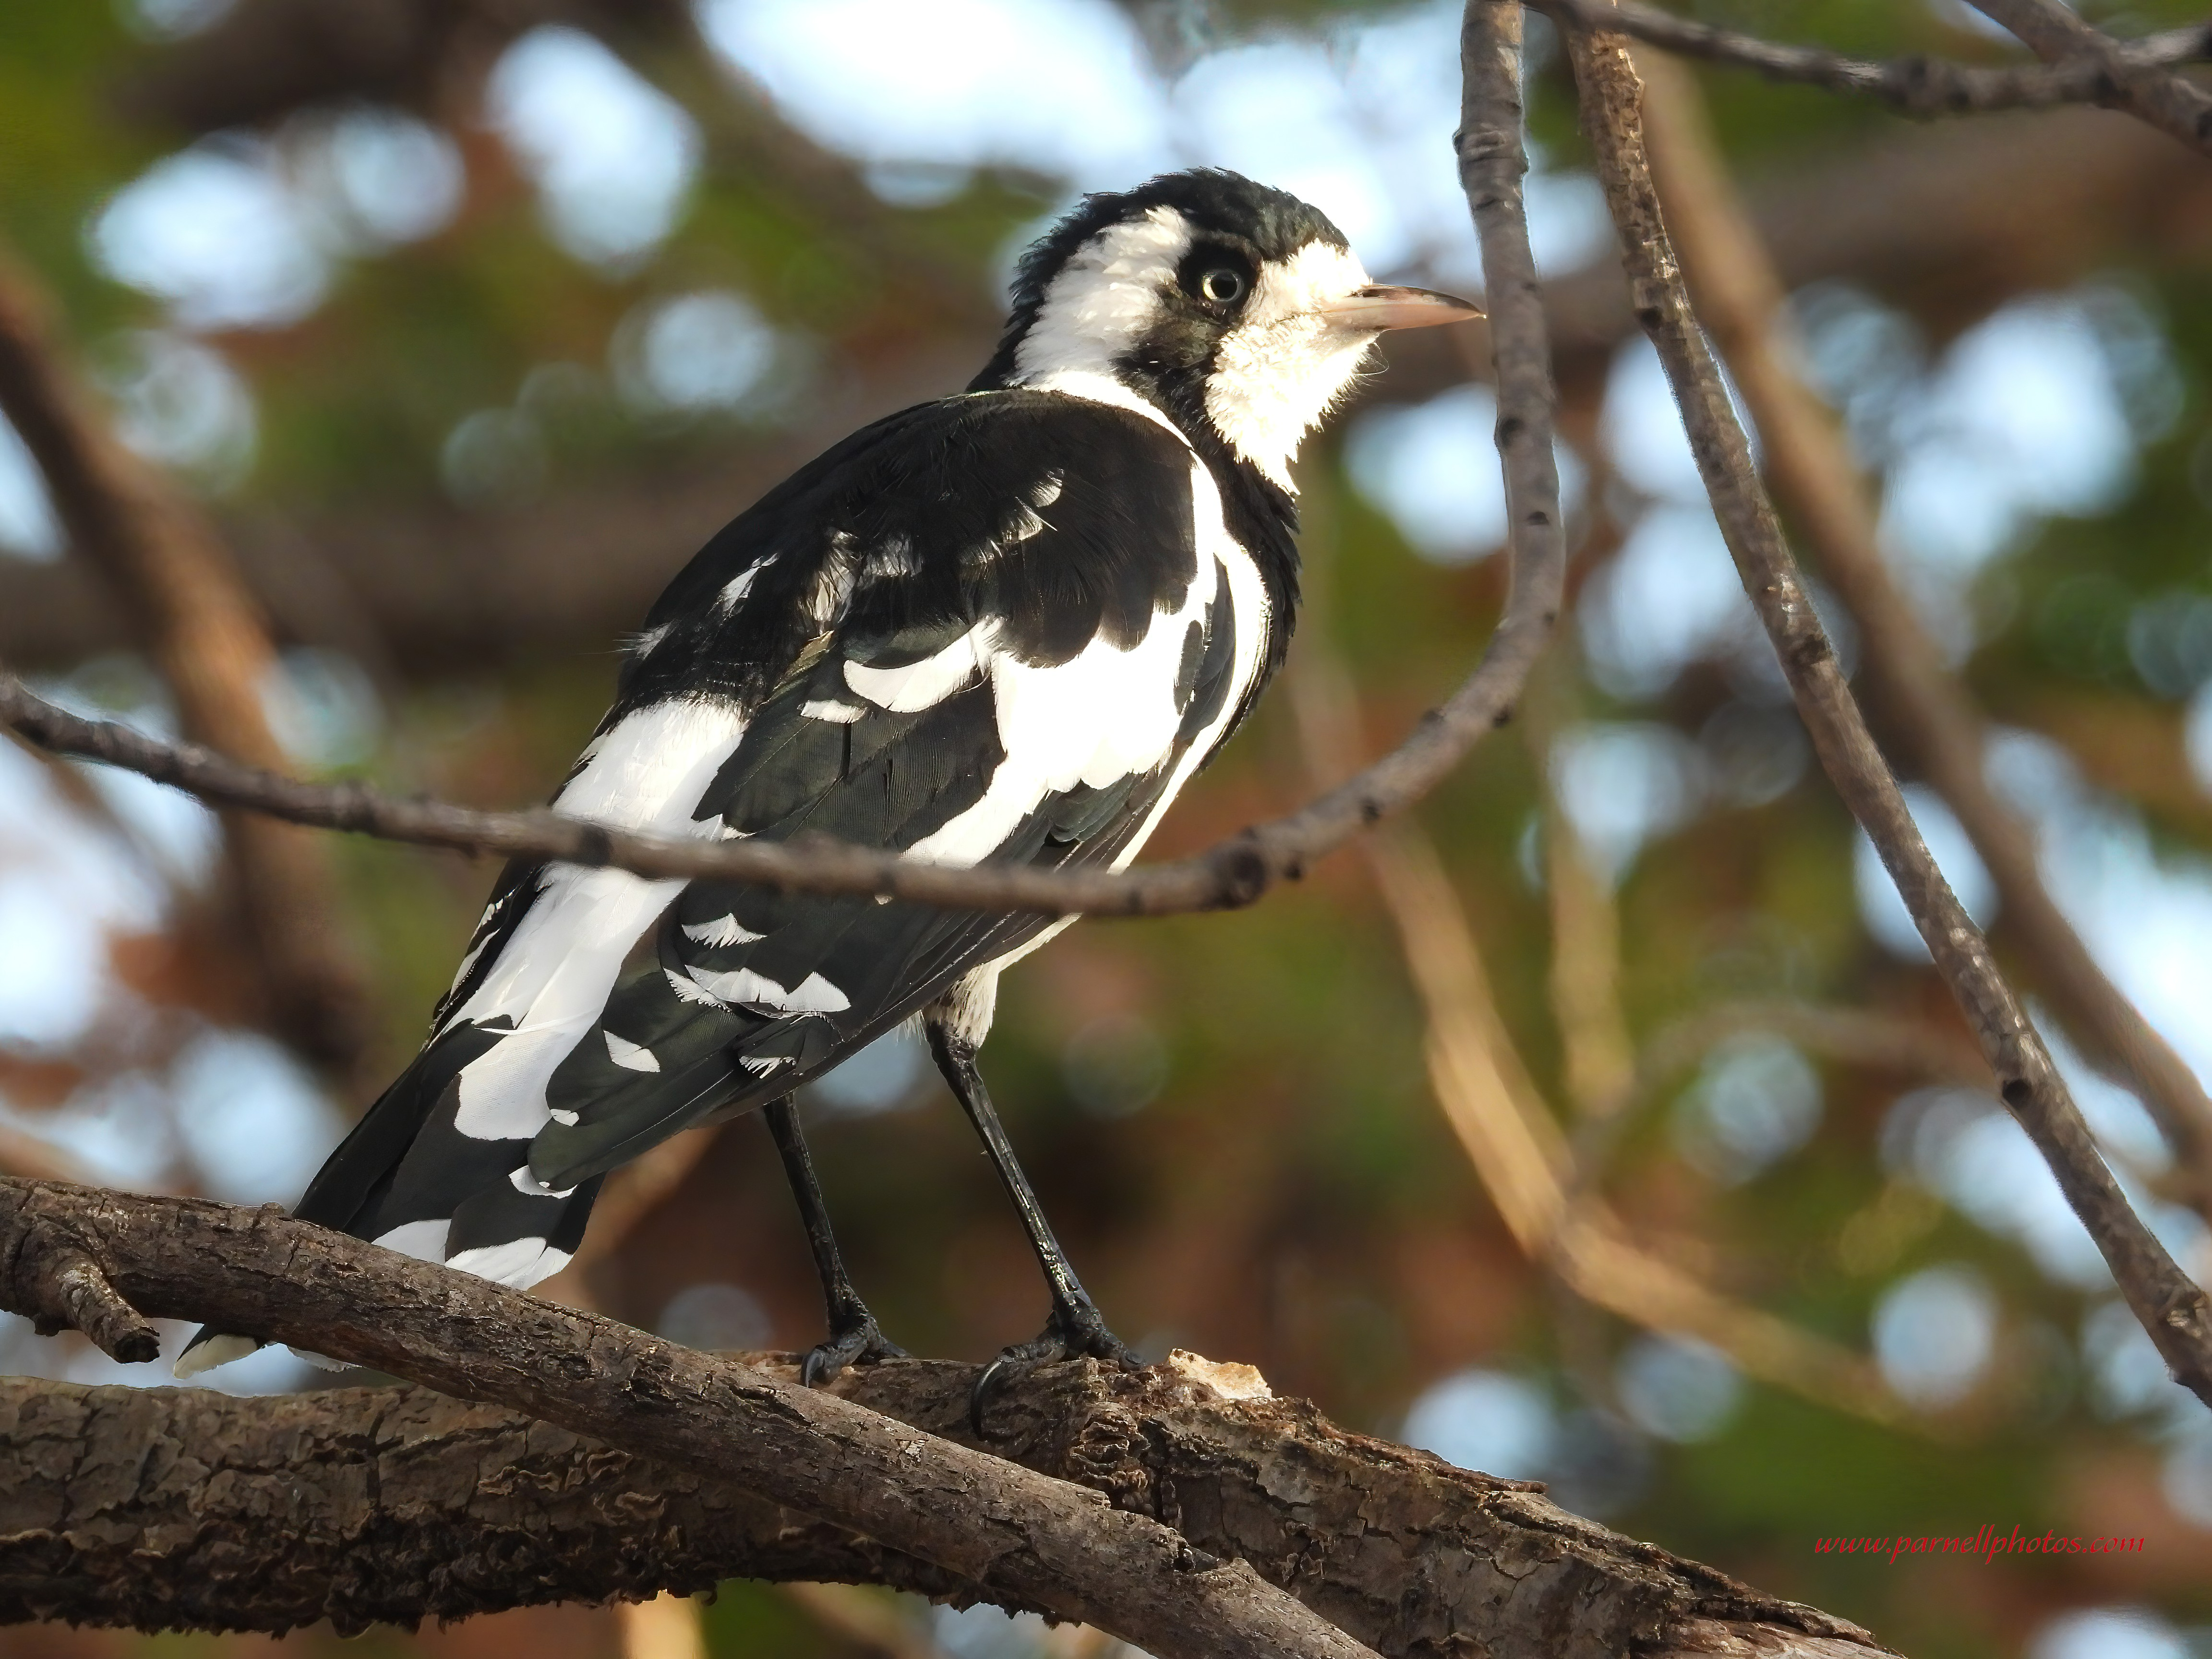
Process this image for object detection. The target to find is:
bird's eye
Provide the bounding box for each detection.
[1199,268,1246,305]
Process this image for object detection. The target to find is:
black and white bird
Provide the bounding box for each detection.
[178,169,1479,1398]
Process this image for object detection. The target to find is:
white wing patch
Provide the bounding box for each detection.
[801,698,867,723]
[684,965,853,1014]
[903,559,1218,868]
[445,697,748,1142]
[844,621,995,712]
[604,1030,661,1072]
[509,1164,577,1199]
[716,558,771,613]
[682,913,765,947]
[1105,460,1271,869]
[907,453,1269,907]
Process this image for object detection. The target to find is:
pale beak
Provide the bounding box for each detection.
[1316,284,1484,332]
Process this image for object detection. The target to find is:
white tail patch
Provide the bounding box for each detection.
[372,1217,452,1262]
[173,1332,259,1379]
[448,1237,573,1290]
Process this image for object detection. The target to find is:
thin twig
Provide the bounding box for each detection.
[1630,48,2212,1199]
[1257,6,1897,1427]
[0,526,1549,920]
[0,251,368,1070]
[1970,0,2212,155]
[1534,0,2212,118]
[1564,20,2212,1409]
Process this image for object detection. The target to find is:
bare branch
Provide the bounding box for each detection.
[0,250,368,1069]
[1970,0,2212,155]
[1535,0,2211,118]
[0,1342,1891,1658]
[0,1178,1372,1659]
[0,492,1549,919]
[1563,23,2212,1409]
[1628,48,2212,1198]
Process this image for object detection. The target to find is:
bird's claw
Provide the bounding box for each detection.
[968,1301,1139,1437]
[799,1312,907,1388]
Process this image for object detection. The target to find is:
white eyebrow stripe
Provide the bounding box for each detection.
[1013,205,1192,385]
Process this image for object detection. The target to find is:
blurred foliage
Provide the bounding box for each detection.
[10,3,2212,1659]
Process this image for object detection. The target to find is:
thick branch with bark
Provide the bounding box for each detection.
[1536,0,2212,117]
[0,1322,1888,1657]
[0,1178,1370,1659]
[1564,24,2212,1408]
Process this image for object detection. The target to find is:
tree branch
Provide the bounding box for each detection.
[0,1341,1892,1659]
[0,491,1548,917]
[0,1178,1371,1659]
[1969,0,2212,156]
[1627,47,2212,1198]
[0,251,369,1070]
[1563,21,2212,1410]
[1533,0,2211,118]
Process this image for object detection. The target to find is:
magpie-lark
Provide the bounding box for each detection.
[178,169,1479,1404]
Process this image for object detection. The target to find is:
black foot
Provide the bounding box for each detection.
[800,1312,907,1389]
[969,1300,1140,1436]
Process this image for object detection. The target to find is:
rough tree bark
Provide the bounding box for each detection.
[0,1356,1888,1659]
[0,1179,1373,1659]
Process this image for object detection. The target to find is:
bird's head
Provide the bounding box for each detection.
[973,168,1481,492]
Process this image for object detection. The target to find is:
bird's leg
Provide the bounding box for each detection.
[925,1017,1138,1431]
[762,1093,905,1386]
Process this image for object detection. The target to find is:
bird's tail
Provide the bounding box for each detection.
[174,1023,607,1378]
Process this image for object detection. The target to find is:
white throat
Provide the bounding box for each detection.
[1202,242,1378,493]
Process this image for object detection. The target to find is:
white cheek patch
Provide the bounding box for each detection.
[1015,207,1193,382]
[1206,241,1378,491]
